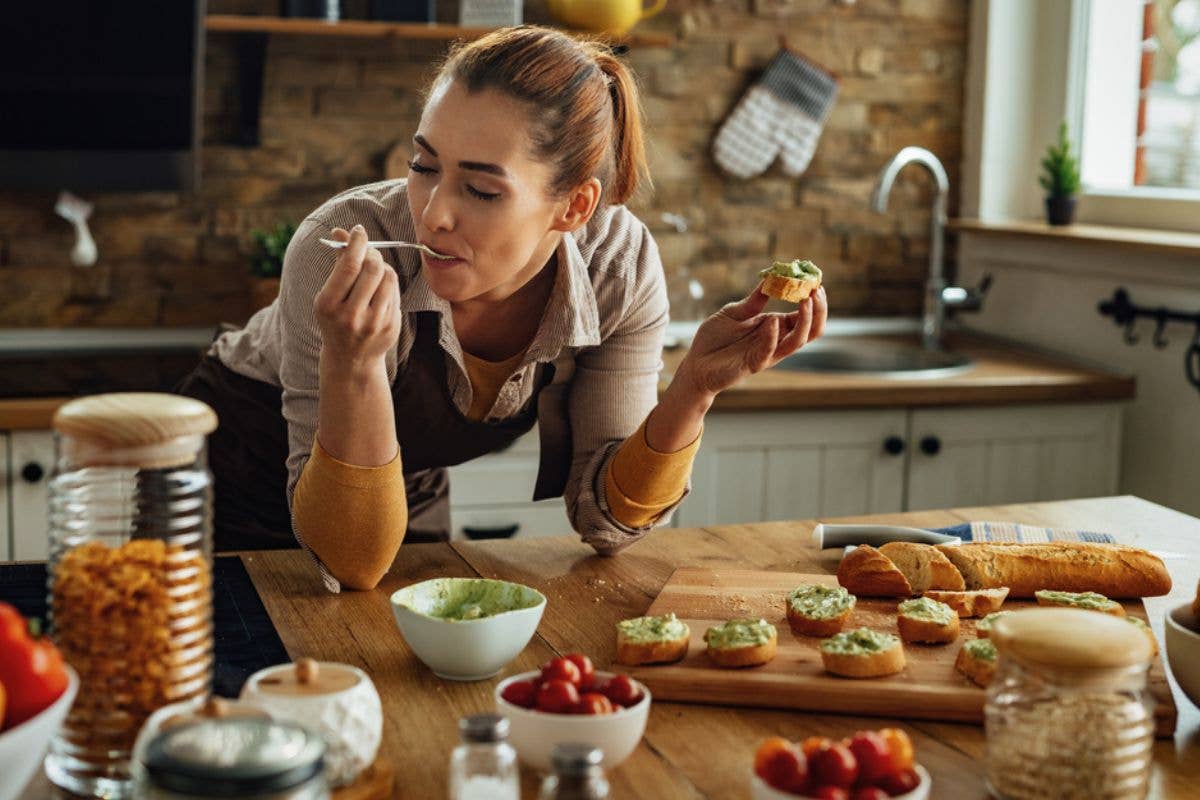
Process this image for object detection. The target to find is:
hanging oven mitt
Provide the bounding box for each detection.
[712,48,839,179]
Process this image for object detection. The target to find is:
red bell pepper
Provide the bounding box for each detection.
[0,602,69,730]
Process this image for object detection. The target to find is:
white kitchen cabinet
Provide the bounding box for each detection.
[676,410,909,527]
[0,432,10,561]
[9,430,54,561]
[905,404,1122,511]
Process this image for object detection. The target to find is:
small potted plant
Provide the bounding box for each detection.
[1039,121,1081,226]
[248,221,296,311]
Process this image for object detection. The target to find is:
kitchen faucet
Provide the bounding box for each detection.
[870,146,990,351]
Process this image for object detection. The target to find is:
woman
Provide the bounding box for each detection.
[179,26,827,592]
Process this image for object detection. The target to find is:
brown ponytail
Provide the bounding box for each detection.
[432,26,650,205]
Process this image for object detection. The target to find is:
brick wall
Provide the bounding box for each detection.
[0,0,966,327]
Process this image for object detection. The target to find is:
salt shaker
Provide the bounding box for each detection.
[448,714,519,800]
[538,743,610,800]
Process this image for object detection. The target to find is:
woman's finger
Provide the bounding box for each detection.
[773,299,815,362]
[721,282,771,322]
[748,316,779,372]
[321,225,370,303]
[809,287,828,341]
[345,248,388,316]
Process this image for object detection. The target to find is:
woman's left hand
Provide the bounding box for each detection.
[675,284,828,401]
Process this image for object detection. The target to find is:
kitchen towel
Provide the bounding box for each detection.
[712,48,838,179]
[0,555,290,698]
[934,521,1116,544]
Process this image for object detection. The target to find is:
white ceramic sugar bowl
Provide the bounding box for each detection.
[241,658,382,787]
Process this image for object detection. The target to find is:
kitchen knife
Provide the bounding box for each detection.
[812,523,963,550]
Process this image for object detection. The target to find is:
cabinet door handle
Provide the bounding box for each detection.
[462,524,520,540]
[919,436,942,456]
[883,436,905,456]
[21,461,46,483]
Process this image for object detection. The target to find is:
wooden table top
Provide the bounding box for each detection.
[21,496,1199,798]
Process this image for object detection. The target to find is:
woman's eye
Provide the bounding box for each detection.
[467,185,500,202]
[408,160,436,175]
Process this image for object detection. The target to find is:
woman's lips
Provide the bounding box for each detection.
[420,250,464,269]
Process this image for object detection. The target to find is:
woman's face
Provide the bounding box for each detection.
[406,79,583,305]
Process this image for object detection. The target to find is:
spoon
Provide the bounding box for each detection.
[319,238,456,260]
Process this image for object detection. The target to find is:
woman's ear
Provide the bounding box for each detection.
[551,177,603,233]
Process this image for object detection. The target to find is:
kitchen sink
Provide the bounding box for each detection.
[775,338,974,379]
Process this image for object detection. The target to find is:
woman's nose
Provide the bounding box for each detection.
[420,185,455,233]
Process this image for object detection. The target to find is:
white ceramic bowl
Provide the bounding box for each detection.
[751,764,931,800]
[1165,602,1200,708]
[391,577,546,681]
[495,670,650,773]
[0,666,79,800]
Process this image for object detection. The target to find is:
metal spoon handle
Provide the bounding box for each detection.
[318,238,453,259]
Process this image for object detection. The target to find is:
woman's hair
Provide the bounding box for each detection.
[433,26,649,205]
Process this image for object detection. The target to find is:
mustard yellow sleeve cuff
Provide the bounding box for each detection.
[605,419,701,528]
[307,436,404,489]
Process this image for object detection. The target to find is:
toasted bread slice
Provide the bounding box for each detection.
[1125,616,1158,657]
[955,638,997,687]
[896,598,960,644]
[879,542,965,593]
[819,628,906,678]
[615,613,691,666]
[837,545,913,598]
[923,588,1009,618]
[761,272,821,303]
[704,619,778,668]
[975,610,1011,638]
[1034,590,1125,616]
[786,584,856,637]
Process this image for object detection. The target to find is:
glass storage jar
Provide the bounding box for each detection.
[984,608,1156,800]
[45,393,219,799]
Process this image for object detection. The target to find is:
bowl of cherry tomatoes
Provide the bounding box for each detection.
[751,728,930,800]
[494,653,650,773]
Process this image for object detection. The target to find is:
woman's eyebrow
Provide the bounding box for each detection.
[413,134,508,177]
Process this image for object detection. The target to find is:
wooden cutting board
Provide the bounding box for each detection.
[626,567,1177,737]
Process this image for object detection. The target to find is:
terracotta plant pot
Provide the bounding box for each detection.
[1045,195,1077,226]
[250,277,281,311]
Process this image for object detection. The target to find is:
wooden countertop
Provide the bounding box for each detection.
[0,333,1134,430]
[21,496,1195,798]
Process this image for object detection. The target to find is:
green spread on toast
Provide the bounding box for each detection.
[617,612,690,644]
[977,611,1011,633]
[788,584,855,619]
[899,597,955,625]
[820,627,899,656]
[1035,590,1120,612]
[760,259,822,281]
[704,618,775,650]
[963,638,997,662]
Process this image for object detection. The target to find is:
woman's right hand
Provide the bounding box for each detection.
[313,224,402,372]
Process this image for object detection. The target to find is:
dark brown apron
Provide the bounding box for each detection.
[176,312,553,551]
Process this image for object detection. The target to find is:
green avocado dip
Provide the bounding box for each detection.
[760,259,822,280]
[963,638,997,662]
[704,618,776,650]
[976,611,1011,634]
[617,613,690,643]
[1035,590,1120,612]
[820,628,899,656]
[394,578,543,622]
[788,585,855,619]
[898,597,955,625]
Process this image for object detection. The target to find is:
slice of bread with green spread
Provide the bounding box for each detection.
[616,612,691,666]
[897,597,960,644]
[819,628,906,678]
[955,637,998,687]
[1034,589,1125,617]
[786,584,856,637]
[703,618,778,668]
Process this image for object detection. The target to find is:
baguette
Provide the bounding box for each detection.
[616,613,690,666]
[1034,589,1125,617]
[785,584,856,637]
[704,619,778,668]
[879,542,965,593]
[955,638,998,687]
[935,542,1171,599]
[922,588,1009,618]
[837,545,913,598]
[759,259,822,304]
[820,628,905,678]
[896,598,960,644]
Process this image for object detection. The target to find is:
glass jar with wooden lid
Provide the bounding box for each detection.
[984,608,1156,800]
[44,392,218,799]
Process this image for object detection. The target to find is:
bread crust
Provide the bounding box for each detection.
[821,641,906,678]
[786,603,852,637]
[897,610,960,644]
[837,545,913,598]
[955,644,996,687]
[922,588,1009,618]
[705,634,778,668]
[616,633,690,666]
[934,542,1171,598]
[879,542,966,593]
[761,273,821,304]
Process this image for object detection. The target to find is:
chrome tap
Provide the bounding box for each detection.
[871,146,990,351]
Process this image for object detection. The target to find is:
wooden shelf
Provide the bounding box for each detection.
[204,14,674,48]
[949,218,1200,258]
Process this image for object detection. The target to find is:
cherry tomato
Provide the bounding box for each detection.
[810,786,849,800]
[850,788,890,800]
[600,674,642,707]
[802,735,834,758]
[878,768,921,796]
[810,742,858,788]
[499,679,537,709]
[564,653,596,690]
[574,692,614,715]
[535,679,580,714]
[847,730,892,785]
[753,737,809,794]
[878,728,915,775]
[540,657,582,687]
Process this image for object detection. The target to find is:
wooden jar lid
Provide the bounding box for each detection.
[991,608,1152,670]
[53,393,217,468]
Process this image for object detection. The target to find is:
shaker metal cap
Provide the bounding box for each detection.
[551,742,604,775]
[142,718,325,797]
[990,608,1154,669]
[460,713,510,743]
